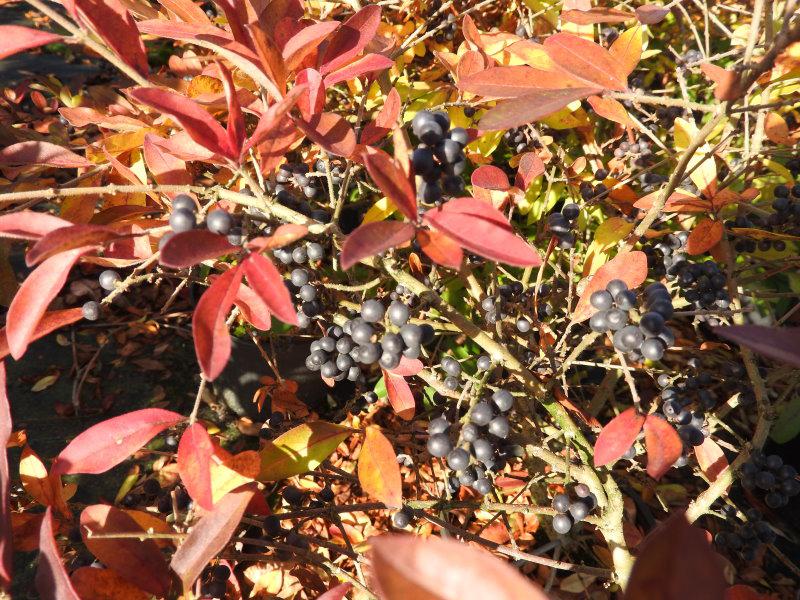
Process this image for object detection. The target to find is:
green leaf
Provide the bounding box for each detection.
[258,422,351,481]
[374,376,387,398]
[771,394,800,444]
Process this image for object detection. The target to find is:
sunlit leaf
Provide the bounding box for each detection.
[258,422,351,481]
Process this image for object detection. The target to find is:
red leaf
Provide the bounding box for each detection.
[234,283,272,330]
[460,66,570,98]
[296,68,326,121]
[0,25,62,61]
[685,219,723,255]
[217,62,245,157]
[158,0,212,25]
[213,0,249,47]
[515,153,545,189]
[694,437,729,484]
[0,364,11,590]
[478,87,598,130]
[129,87,235,160]
[52,408,184,475]
[423,202,541,267]
[243,253,298,325]
[362,146,417,220]
[316,583,353,600]
[417,228,463,269]
[295,111,356,157]
[242,85,306,153]
[143,134,192,186]
[0,141,92,168]
[171,483,256,593]
[159,230,237,269]
[471,165,510,190]
[561,7,634,24]
[177,423,215,511]
[193,266,243,380]
[282,21,340,70]
[361,87,401,145]
[0,210,70,240]
[388,356,424,377]
[247,23,287,95]
[699,63,741,101]
[587,94,634,127]
[644,414,683,480]
[80,505,171,596]
[6,247,88,359]
[714,325,800,368]
[635,4,670,24]
[319,5,381,75]
[0,309,83,361]
[544,33,628,91]
[593,407,645,467]
[436,196,512,228]
[25,225,129,267]
[245,224,309,252]
[35,508,80,600]
[369,534,550,600]
[323,53,393,87]
[626,512,726,599]
[77,0,149,76]
[572,250,648,321]
[382,369,415,420]
[358,425,402,508]
[725,585,768,600]
[340,221,415,270]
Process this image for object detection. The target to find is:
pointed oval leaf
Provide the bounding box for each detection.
[417,228,463,269]
[295,68,326,121]
[478,87,599,130]
[26,225,128,267]
[243,253,298,326]
[626,512,727,599]
[644,414,683,480]
[544,32,628,91]
[7,247,88,359]
[258,422,350,481]
[323,53,394,87]
[382,369,415,421]
[369,534,550,600]
[358,425,402,509]
[159,229,237,269]
[459,66,565,97]
[635,4,670,24]
[171,484,256,593]
[388,357,424,377]
[193,265,243,380]
[593,407,645,467]
[77,0,148,76]
[0,141,91,168]
[685,219,723,255]
[0,363,11,590]
[217,62,245,157]
[295,112,356,157]
[609,26,644,80]
[361,87,401,145]
[0,309,83,361]
[246,224,308,252]
[177,423,215,511]
[282,21,340,70]
[587,94,633,127]
[234,283,272,330]
[423,203,541,267]
[242,84,307,153]
[0,211,71,241]
[573,250,648,321]
[515,153,545,189]
[715,325,800,368]
[35,508,80,600]
[0,25,62,61]
[471,165,509,190]
[340,221,416,270]
[53,408,184,475]
[129,87,235,159]
[363,146,417,220]
[143,134,192,185]
[80,505,171,597]
[561,7,634,24]
[319,5,381,75]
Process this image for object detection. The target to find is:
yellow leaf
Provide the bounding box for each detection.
[187,74,223,98]
[31,373,59,392]
[358,426,402,508]
[258,422,351,481]
[674,117,717,196]
[363,197,397,224]
[20,446,70,517]
[610,26,643,77]
[583,217,634,276]
[210,450,259,504]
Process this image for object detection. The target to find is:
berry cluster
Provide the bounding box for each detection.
[551,484,598,534]
[503,126,541,155]
[165,194,238,243]
[579,169,610,202]
[611,138,654,169]
[728,182,800,252]
[432,13,457,44]
[273,242,326,328]
[589,280,675,362]
[479,281,540,328]
[546,202,580,249]
[199,564,230,599]
[426,388,517,497]
[741,451,800,509]
[304,297,434,381]
[411,110,468,204]
[272,159,347,223]
[715,508,777,562]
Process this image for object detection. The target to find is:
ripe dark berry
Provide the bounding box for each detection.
[606,308,628,330]
[590,290,613,310]
[428,417,450,435]
[306,242,324,261]
[169,208,195,232]
[552,513,573,534]
[427,433,452,457]
[363,391,378,404]
[614,326,643,351]
[388,301,410,326]
[641,338,666,361]
[206,209,233,235]
[568,500,590,521]
[488,416,510,439]
[473,477,492,495]
[461,422,479,442]
[381,333,403,354]
[361,299,385,323]
[449,127,469,146]
[562,203,580,220]
[476,355,492,371]
[379,352,401,370]
[172,194,196,212]
[552,493,570,512]
[574,483,590,498]
[392,508,412,528]
[590,311,610,332]
[282,486,304,506]
[470,402,494,426]
[443,375,459,390]
[755,471,776,490]
[516,317,531,333]
[351,322,374,345]
[212,564,231,581]
[492,389,514,412]
[82,301,100,321]
[472,438,495,464]
[98,269,120,291]
[400,324,423,348]
[291,246,308,264]
[447,448,470,471]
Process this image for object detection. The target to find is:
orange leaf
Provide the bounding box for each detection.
[587,94,633,127]
[417,229,463,269]
[382,369,415,420]
[573,250,648,321]
[70,567,150,600]
[685,219,723,255]
[643,415,683,480]
[593,408,644,467]
[764,112,792,145]
[358,426,402,509]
